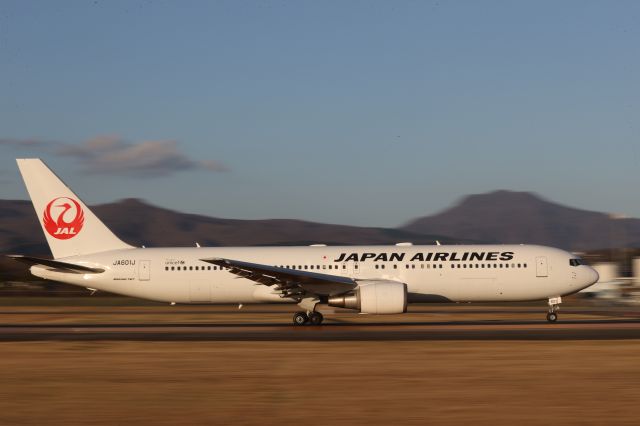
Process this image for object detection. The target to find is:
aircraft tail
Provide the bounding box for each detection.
[16,159,133,259]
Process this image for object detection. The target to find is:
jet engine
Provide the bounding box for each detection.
[328,281,407,314]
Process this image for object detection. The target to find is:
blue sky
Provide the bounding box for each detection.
[1,0,639,227]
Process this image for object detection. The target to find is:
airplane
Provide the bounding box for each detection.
[8,159,599,325]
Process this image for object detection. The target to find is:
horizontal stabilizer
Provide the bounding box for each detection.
[7,255,105,274]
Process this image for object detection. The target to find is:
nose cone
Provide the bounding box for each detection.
[584,266,599,287]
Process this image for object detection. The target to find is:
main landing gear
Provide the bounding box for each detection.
[546,297,562,323]
[292,311,324,326]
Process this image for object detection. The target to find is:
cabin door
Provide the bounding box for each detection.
[536,256,548,277]
[139,260,151,281]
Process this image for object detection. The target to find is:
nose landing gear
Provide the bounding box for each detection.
[546,297,562,323]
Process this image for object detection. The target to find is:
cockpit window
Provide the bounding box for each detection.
[569,259,586,267]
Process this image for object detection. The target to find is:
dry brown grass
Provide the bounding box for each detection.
[1,340,639,426]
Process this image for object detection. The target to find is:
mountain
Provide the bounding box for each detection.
[0,198,458,256]
[402,190,640,250]
[3,191,640,286]
[0,198,465,282]
[3,191,640,261]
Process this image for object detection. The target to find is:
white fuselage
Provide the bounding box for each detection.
[31,244,598,304]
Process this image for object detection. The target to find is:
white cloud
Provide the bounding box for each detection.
[1,135,229,178]
[0,138,56,149]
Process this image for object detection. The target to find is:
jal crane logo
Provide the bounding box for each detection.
[43,197,85,239]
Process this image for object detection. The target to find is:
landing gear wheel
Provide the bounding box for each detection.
[546,312,558,323]
[308,312,324,325]
[293,311,309,325]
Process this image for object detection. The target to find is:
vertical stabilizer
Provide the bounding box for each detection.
[16,159,133,259]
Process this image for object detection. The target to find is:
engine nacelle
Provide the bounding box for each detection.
[328,281,407,314]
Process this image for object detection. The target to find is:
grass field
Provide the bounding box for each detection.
[1,340,639,426]
[0,300,639,425]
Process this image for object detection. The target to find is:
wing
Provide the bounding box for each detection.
[7,255,105,274]
[201,257,356,300]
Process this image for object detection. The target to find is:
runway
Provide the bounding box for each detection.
[3,318,640,341]
[2,302,640,341]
